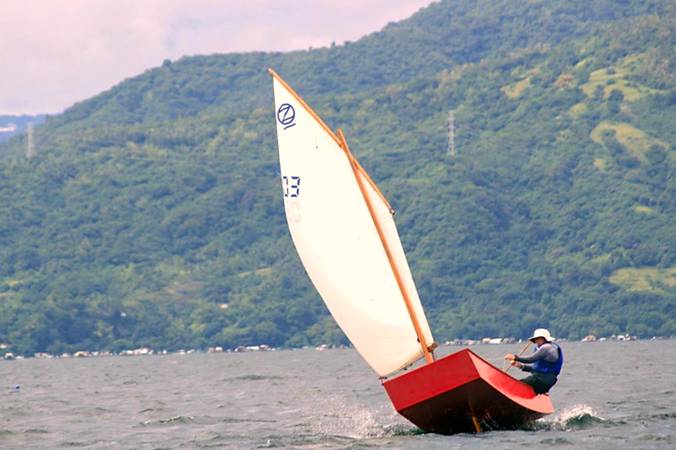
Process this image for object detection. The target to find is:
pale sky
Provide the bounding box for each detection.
[0,0,436,115]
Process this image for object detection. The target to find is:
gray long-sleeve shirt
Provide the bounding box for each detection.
[515,343,559,373]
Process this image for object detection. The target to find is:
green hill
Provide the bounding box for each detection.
[0,0,674,355]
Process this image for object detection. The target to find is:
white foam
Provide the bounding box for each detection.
[541,404,606,430]
[557,404,602,422]
[312,396,408,439]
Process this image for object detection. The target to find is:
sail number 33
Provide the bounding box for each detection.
[282,176,301,197]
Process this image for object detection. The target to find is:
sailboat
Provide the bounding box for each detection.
[269,69,554,434]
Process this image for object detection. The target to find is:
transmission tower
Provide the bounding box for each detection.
[447,110,456,158]
[26,122,35,159]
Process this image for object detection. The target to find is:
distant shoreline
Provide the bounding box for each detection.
[2,336,673,361]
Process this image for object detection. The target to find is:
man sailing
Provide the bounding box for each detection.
[504,328,563,394]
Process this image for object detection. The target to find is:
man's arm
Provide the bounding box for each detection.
[515,344,555,364]
[510,360,534,372]
[520,363,534,372]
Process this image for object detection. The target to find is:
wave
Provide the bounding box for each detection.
[309,397,421,440]
[220,374,285,382]
[382,423,426,436]
[259,417,422,450]
[635,411,676,422]
[524,404,676,436]
[140,415,195,426]
[23,428,50,434]
[534,404,621,431]
[220,416,277,424]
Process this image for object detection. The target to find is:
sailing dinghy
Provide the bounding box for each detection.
[269,69,554,434]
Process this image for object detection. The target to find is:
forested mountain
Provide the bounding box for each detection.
[0,0,674,355]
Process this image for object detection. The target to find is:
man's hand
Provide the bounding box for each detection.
[504,353,515,361]
[511,360,523,369]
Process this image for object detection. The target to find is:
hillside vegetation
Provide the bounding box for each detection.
[0,0,674,355]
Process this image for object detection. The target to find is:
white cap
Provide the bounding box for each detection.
[529,328,554,342]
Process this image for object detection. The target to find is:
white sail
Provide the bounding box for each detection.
[271,73,434,376]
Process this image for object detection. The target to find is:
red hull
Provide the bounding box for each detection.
[383,348,554,434]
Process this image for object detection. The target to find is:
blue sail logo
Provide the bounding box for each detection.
[277,103,296,130]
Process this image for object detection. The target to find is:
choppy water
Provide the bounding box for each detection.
[1,340,674,449]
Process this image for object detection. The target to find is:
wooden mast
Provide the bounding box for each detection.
[338,129,435,365]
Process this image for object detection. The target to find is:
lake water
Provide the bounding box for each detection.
[1,340,674,449]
